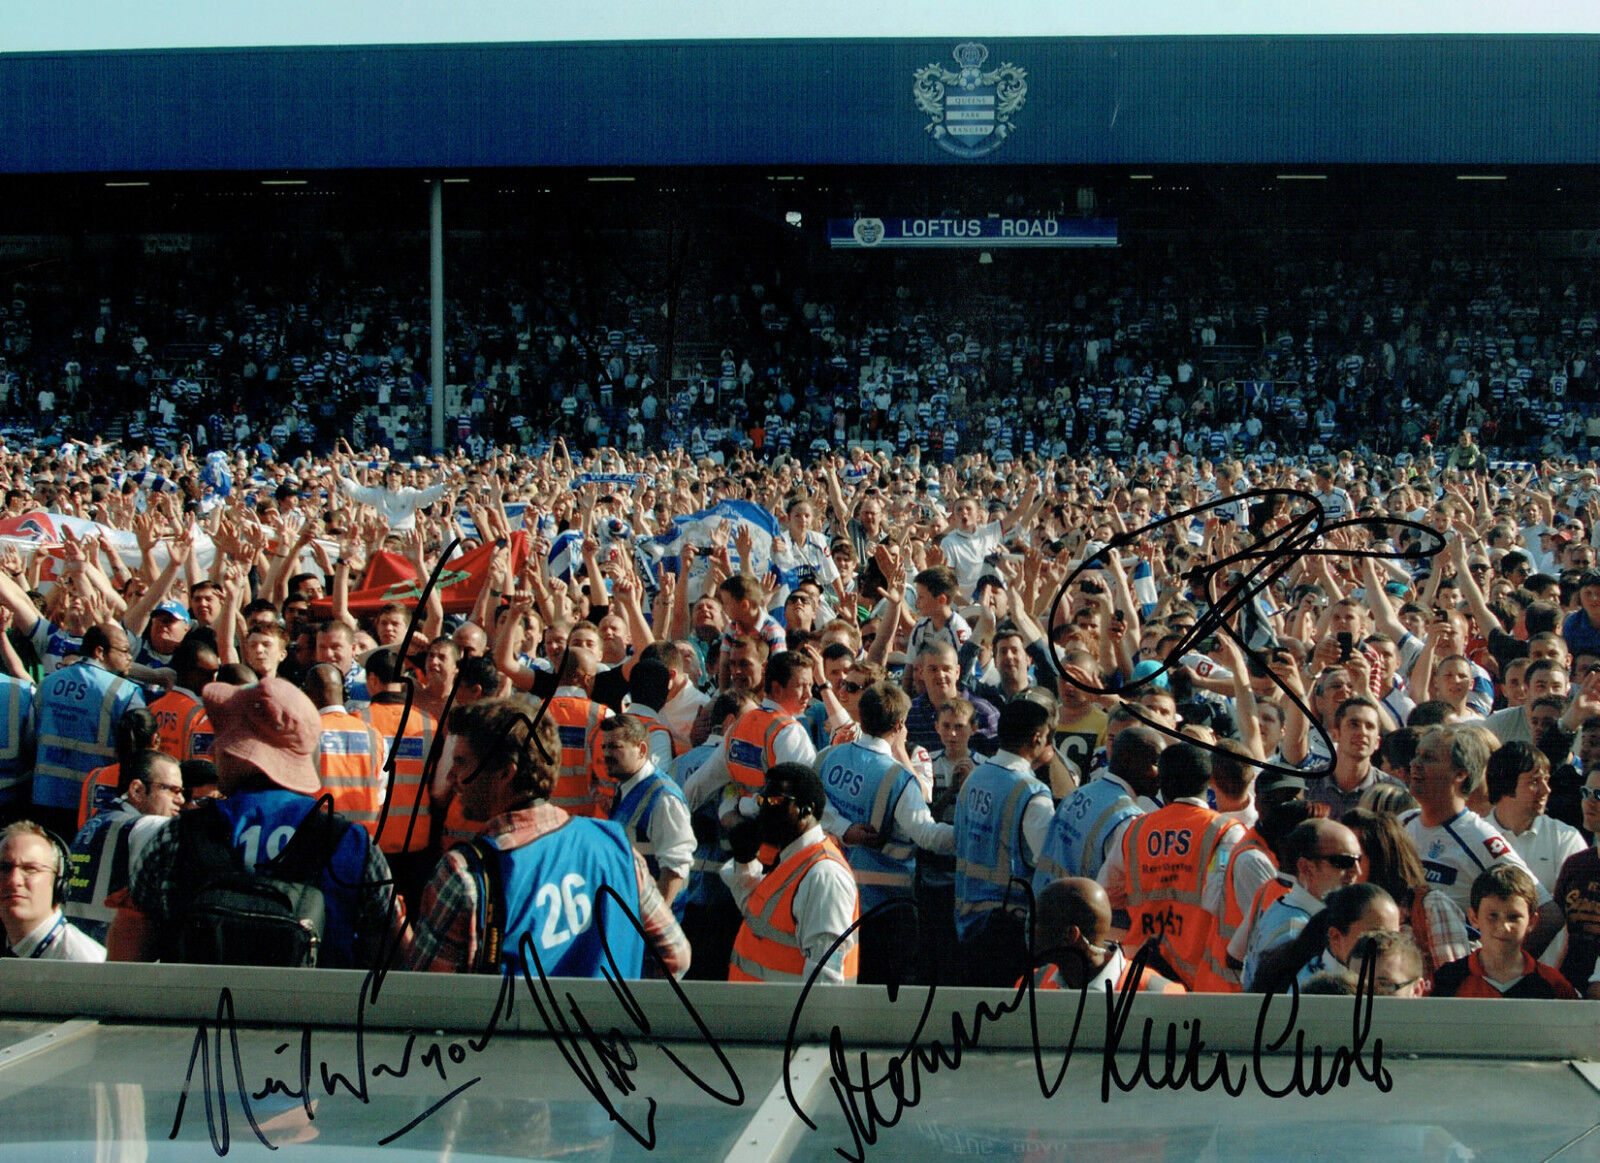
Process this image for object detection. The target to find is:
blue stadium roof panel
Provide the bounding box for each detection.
[2,36,1598,172]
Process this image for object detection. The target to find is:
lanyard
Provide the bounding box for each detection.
[28,915,66,959]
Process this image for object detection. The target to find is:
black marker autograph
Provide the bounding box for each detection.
[168,888,745,1154]
[1047,487,1447,778]
[784,907,1393,1163]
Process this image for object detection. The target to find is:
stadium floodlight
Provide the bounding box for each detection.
[261,179,308,186]
[1129,174,1154,180]
[588,175,635,182]
[1456,174,1507,181]
[104,181,149,187]
[1275,173,1327,180]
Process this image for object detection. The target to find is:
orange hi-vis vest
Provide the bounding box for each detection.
[1208,828,1276,992]
[547,695,611,818]
[1026,953,1187,994]
[148,688,204,762]
[317,708,386,836]
[728,836,859,983]
[76,763,121,829]
[360,699,437,856]
[1121,802,1243,991]
[184,709,216,762]
[724,706,798,794]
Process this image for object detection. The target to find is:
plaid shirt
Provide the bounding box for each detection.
[404,802,691,977]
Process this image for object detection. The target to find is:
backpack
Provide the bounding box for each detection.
[166,802,352,968]
[454,838,507,974]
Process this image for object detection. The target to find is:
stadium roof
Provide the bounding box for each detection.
[3,36,1600,173]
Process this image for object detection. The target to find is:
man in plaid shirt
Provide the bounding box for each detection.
[406,699,690,977]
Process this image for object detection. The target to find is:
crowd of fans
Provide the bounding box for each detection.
[0,226,1596,1001]
[6,229,1600,468]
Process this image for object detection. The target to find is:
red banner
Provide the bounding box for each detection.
[311,532,527,618]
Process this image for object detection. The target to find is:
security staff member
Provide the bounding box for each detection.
[602,713,694,912]
[303,663,385,836]
[544,646,612,816]
[145,636,218,761]
[0,663,36,822]
[1033,724,1163,890]
[1100,742,1243,991]
[34,622,145,838]
[952,697,1056,987]
[817,681,954,984]
[360,649,439,910]
[64,750,183,942]
[724,762,860,985]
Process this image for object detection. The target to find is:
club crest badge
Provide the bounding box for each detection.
[913,43,1027,159]
[852,218,886,247]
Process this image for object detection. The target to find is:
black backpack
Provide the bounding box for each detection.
[166,802,352,968]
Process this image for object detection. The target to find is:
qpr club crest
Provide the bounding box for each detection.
[913,42,1027,159]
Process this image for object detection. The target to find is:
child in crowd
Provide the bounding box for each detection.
[1431,866,1580,999]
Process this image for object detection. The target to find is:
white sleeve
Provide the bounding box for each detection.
[683,743,731,811]
[792,859,860,985]
[1020,790,1054,867]
[720,858,763,910]
[771,720,818,768]
[892,784,957,854]
[647,793,696,881]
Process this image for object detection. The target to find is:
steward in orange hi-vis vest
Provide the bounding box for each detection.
[1121,801,1243,991]
[316,706,386,836]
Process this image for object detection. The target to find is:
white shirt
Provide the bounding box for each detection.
[682,699,816,811]
[336,475,449,532]
[1403,807,1553,914]
[614,762,696,882]
[6,909,105,962]
[834,735,956,855]
[658,683,711,744]
[940,520,1004,593]
[1487,806,1588,895]
[721,824,859,984]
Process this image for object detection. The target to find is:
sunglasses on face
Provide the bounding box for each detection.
[1579,787,1600,802]
[755,791,792,809]
[1314,852,1361,871]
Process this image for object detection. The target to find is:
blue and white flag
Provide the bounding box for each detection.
[647,499,786,600]
[547,530,587,581]
[1132,559,1158,617]
[201,450,232,499]
[573,472,653,490]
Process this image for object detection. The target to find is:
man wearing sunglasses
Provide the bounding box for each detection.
[1240,818,1363,991]
[723,762,859,985]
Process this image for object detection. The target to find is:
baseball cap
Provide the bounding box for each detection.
[1128,659,1170,691]
[152,600,191,623]
[202,678,322,796]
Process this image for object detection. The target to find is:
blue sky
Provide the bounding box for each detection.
[4,0,1599,50]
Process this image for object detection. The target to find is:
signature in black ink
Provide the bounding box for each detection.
[517,884,746,1149]
[785,914,1393,1162]
[1047,486,1445,778]
[170,884,744,1153]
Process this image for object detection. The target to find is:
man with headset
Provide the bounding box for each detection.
[0,820,105,960]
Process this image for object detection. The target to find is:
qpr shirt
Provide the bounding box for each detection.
[1401,807,1550,915]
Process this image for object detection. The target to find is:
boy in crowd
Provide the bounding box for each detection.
[1431,866,1580,999]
